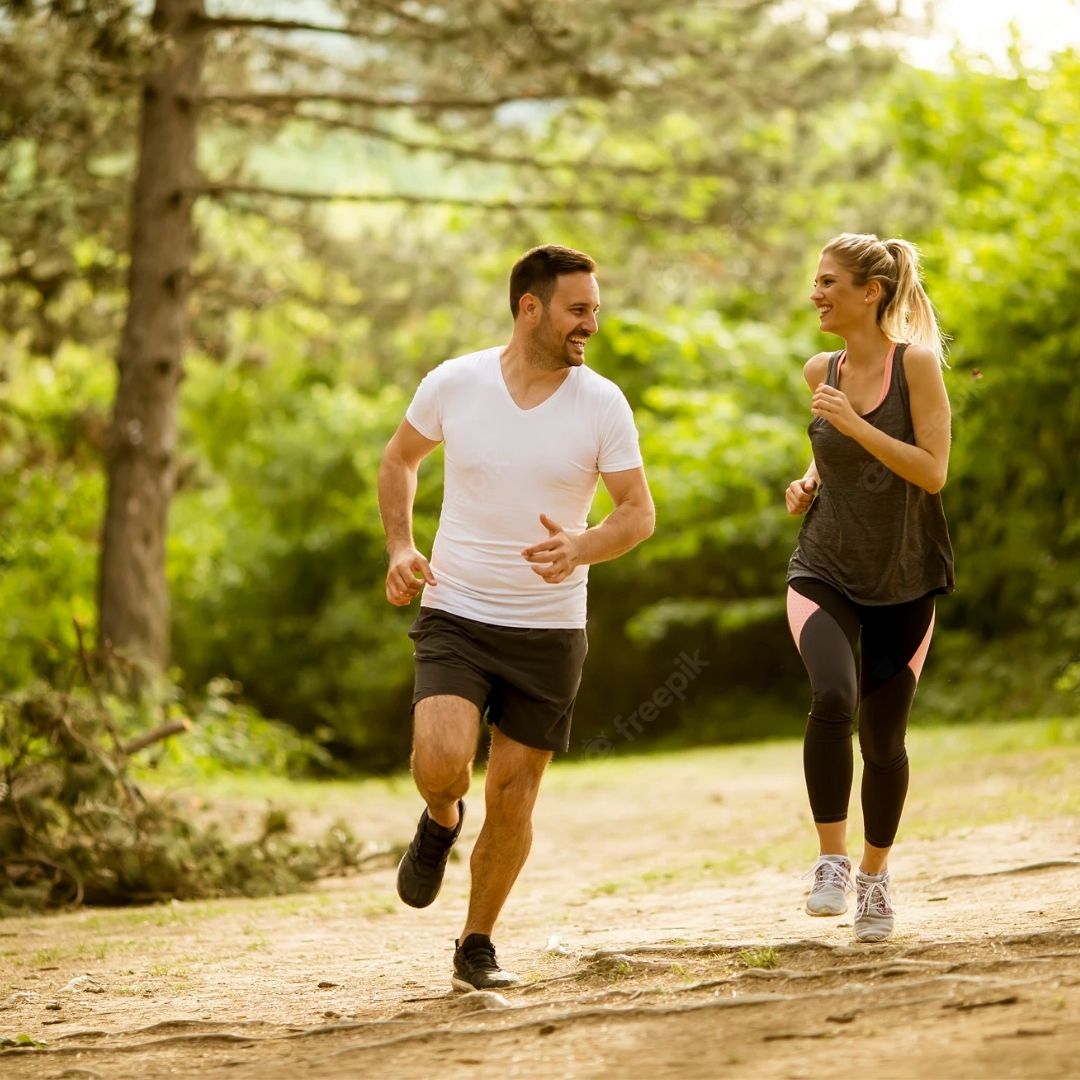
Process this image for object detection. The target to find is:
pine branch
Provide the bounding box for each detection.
[189,14,466,43]
[262,110,669,178]
[191,15,376,37]
[365,0,458,30]
[196,182,689,224]
[198,89,570,112]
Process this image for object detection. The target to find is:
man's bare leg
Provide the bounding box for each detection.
[460,726,552,939]
[396,695,481,909]
[411,694,481,827]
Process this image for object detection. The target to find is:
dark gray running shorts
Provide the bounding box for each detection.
[408,607,589,754]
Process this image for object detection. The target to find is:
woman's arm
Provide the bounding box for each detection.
[785,354,829,514]
[810,345,950,494]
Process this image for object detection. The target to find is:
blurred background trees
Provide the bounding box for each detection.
[1,1,1077,773]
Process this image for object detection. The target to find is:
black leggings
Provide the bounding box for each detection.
[787,578,936,849]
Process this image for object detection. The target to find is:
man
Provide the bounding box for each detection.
[378,244,654,992]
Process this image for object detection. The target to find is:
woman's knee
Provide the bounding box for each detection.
[858,725,907,771]
[810,678,858,725]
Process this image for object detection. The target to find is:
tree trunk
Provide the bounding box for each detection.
[97,0,206,669]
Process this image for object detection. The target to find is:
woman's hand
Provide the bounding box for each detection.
[812,384,863,436]
[785,477,819,515]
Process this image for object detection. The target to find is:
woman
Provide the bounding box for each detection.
[785,233,954,943]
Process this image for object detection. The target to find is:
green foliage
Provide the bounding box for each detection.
[168,352,434,769]
[900,54,1080,657]
[129,677,336,780]
[0,676,371,914]
[0,345,111,689]
[1,6,1077,771]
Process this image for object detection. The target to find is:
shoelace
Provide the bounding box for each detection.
[415,821,454,869]
[856,877,894,919]
[802,857,854,894]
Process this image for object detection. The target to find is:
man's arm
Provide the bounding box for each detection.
[378,418,442,606]
[522,467,655,584]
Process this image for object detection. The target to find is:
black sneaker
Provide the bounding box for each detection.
[452,933,520,992]
[396,800,464,908]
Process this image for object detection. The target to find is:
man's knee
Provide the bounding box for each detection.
[485,764,548,824]
[411,745,472,801]
[410,695,480,798]
[485,784,538,830]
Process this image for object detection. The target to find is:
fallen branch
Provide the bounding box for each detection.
[121,718,192,756]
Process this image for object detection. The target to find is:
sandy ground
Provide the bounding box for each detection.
[1,735,1078,1079]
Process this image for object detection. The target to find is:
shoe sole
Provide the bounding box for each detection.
[451,975,519,993]
[855,926,894,942]
[806,904,848,916]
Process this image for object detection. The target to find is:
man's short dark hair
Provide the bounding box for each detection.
[509,245,597,318]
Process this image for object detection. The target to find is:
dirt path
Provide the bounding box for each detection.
[2,731,1079,1078]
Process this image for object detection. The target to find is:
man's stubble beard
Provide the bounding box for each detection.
[529,315,581,371]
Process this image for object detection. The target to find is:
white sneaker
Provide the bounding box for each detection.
[803,854,853,916]
[855,869,895,942]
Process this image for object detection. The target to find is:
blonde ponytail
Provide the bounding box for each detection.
[822,233,948,365]
[881,238,947,365]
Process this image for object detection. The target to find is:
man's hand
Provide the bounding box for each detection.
[521,513,581,584]
[385,547,437,606]
[785,477,818,515]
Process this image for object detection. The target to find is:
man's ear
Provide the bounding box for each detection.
[518,292,542,323]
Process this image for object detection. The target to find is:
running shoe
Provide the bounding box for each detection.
[396,800,464,908]
[803,854,853,916]
[854,869,895,942]
[452,933,520,991]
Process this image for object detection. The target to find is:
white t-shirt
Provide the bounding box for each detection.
[405,346,643,628]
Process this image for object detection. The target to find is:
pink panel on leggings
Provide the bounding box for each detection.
[786,588,820,653]
[908,609,936,682]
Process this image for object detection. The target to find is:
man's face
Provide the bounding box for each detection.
[532,272,600,368]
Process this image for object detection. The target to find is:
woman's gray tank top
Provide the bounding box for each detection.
[787,344,955,605]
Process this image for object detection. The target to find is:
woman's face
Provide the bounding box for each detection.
[810,254,869,336]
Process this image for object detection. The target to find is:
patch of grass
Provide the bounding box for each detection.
[588,881,619,897]
[30,947,64,966]
[356,894,396,917]
[148,964,188,978]
[738,947,779,970]
[30,941,104,966]
[0,1034,47,1048]
[700,853,758,877]
[640,868,680,885]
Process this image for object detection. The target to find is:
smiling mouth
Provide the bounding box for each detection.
[568,336,588,352]
[817,306,832,318]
